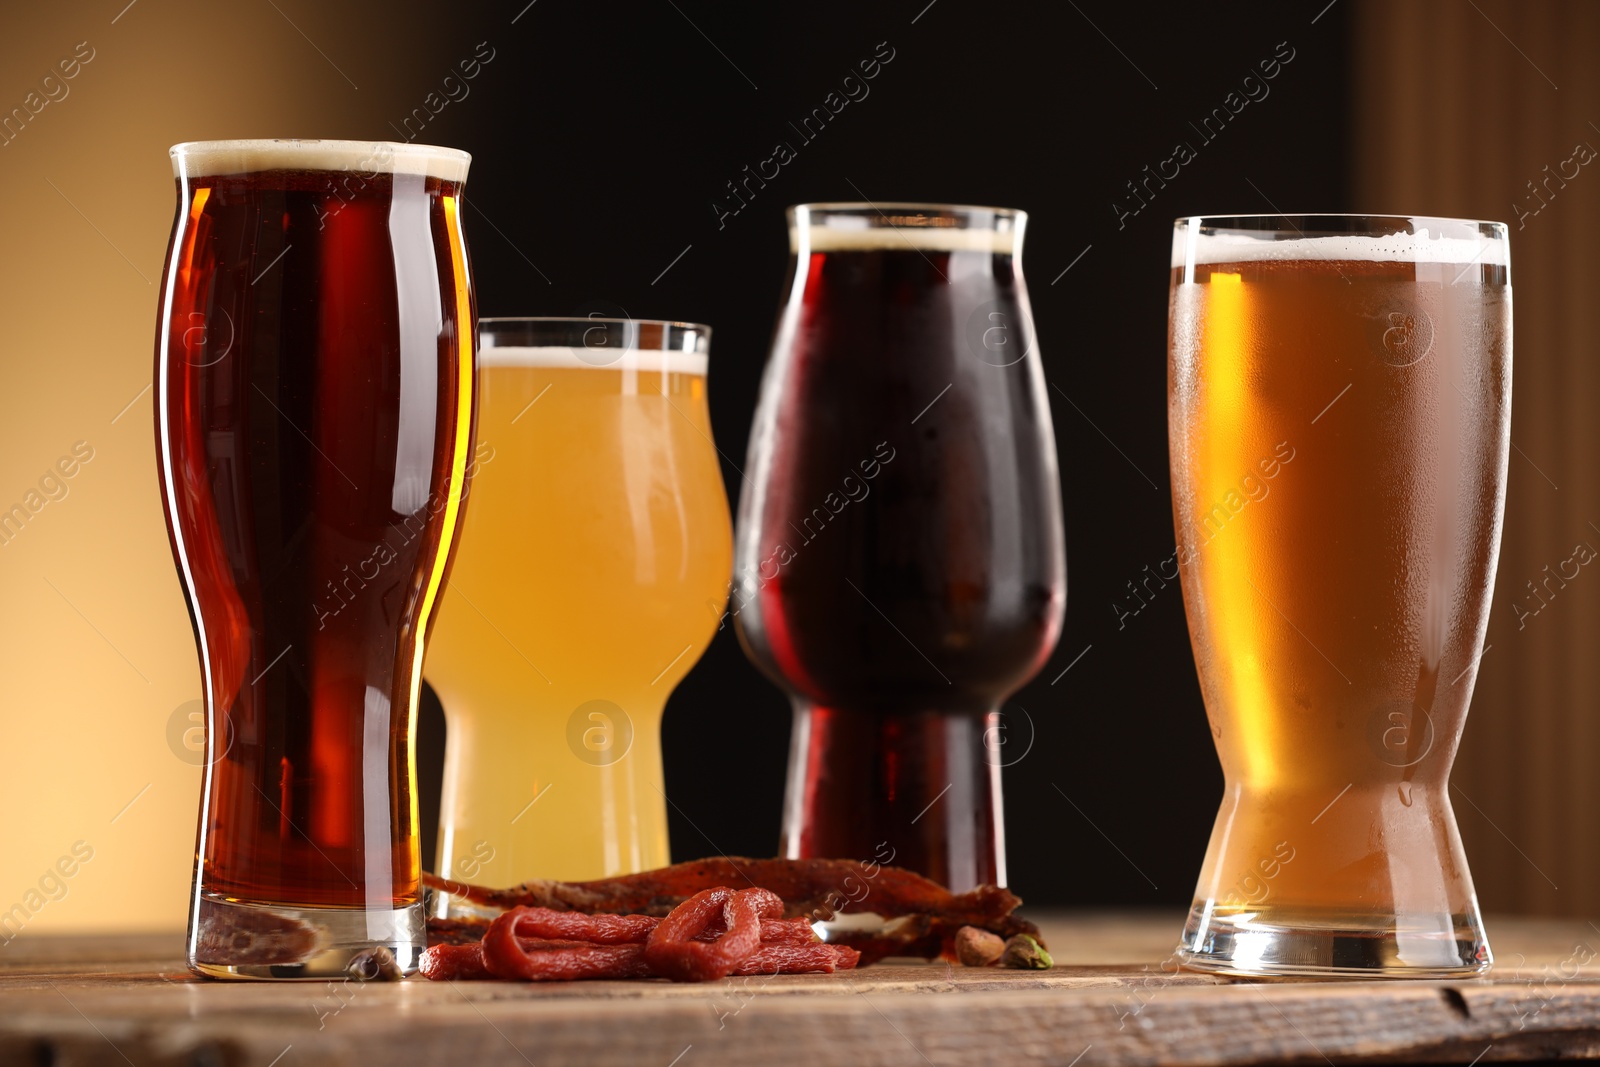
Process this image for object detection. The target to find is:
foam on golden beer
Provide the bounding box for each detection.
[170,139,470,182]
[479,345,708,377]
[1172,226,1509,274]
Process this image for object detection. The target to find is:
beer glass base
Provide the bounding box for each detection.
[189,893,425,980]
[1177,904,1492,979]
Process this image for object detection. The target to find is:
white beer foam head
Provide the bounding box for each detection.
[1172,220,1509,270]
[800,226,1018,253]
[793,205,1022,253]
[479,345,708,376]
[171,139,470,182]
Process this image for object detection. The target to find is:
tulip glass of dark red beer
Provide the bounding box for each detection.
[735,203,1066,892]
[155,139,475,978]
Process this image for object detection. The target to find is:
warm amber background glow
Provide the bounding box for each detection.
[0,0,467,933]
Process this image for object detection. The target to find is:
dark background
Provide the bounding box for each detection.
[413,0,1353,907]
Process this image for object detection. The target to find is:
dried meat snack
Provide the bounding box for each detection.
[423,856,1039,964]
[480,909,652,981]
[419,942,491,981]
[494,907,659,945]
[755,917,823,946]
[425,857,1022,927]
[425,912,819,947]
[734,943,859,975]
[420,889,860,982]
[644,888,782,982]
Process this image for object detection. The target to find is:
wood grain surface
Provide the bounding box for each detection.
[4,912,1600,1066]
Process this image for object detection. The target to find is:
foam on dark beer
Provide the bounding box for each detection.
[797,224,1018,254]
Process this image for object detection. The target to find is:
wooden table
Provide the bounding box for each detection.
[5,912,1600,1065]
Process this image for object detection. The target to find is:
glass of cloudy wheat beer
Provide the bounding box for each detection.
[1169,215,1510,977]
[156,139,475,978]
[425,318,731,912]
[735,204,1066,892]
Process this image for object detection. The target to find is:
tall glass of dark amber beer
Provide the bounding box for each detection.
[1169,215,1510,977]
[155,139,475,978]
[736,204,1066,892]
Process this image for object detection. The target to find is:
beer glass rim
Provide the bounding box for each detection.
[1173,213,1508,236]
[792,201,1025,221]
[790,203,1025,253]
[480,315,710,335]
[479,317,712,357]
[169,138,470,181]
[1172,214,1509,275]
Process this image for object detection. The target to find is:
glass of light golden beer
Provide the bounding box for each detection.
[1169,215,1510,977]
[425,318,731,912]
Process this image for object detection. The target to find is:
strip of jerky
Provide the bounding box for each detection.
[734,943,860,975]
[419,942,491,981]
[429,914,818,946]
[420,936,858,981]
[426,857,1029,930]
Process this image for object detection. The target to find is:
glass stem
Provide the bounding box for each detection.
[781,702,1005,892]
